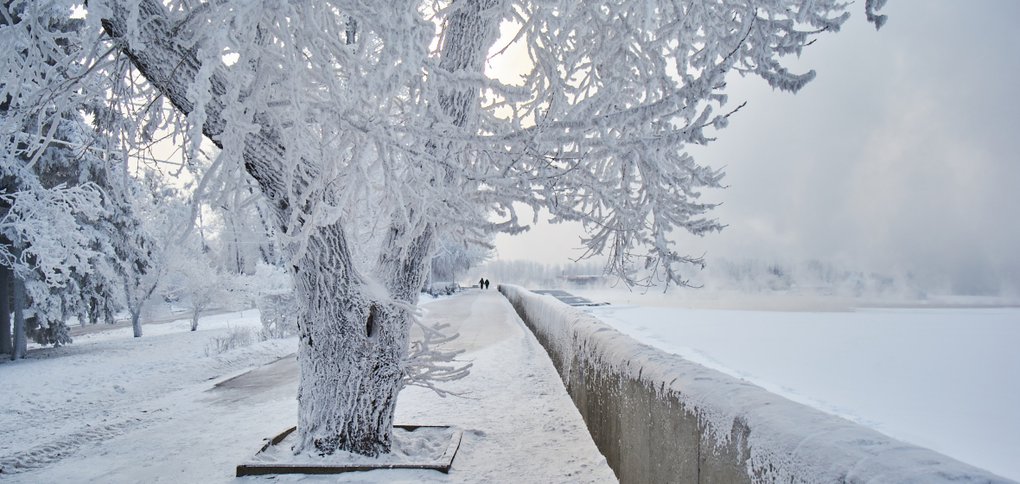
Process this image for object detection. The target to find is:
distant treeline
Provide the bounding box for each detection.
[478,257,1017,300]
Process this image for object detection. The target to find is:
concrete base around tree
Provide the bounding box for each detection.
[235,425,463,476]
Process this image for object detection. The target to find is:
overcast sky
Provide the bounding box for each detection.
[492,2,1020,295]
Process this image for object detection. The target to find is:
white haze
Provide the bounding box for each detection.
[493,2,1020,298]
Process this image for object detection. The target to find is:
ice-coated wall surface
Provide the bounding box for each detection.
[499,284,1013,484]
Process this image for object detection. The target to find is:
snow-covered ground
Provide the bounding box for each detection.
[0,310,295,481]
[0,291,615,483]
[10,285,1013,482]
[574,288,1020,481]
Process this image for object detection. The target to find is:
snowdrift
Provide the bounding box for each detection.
[499,284,1011,484]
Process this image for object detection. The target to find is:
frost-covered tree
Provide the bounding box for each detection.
[1,111,122,349]
[0,264,10,355]
[116,173,189,338]
[0,110,147,352]
[35,0,888,456]
[0,1,145,357]
[189,159,278,275]
[163,236,235,332]
[430,233,492,284]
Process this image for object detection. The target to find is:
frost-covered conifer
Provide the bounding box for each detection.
[57,0,883,455]
[0,1,144,355]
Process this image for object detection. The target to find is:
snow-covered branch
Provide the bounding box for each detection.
[403,319,472,397]
[0,183,103,284]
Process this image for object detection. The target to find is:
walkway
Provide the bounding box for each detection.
[392,289,616,482]
[211,289,616,482]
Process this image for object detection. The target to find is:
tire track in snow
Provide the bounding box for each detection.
[0,328,295,477]
[0,412,168,474]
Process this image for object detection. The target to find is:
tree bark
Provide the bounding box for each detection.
[0,264,11,355]
[130,308,142,338]
[11,275,27,360]
[291,224,415,455]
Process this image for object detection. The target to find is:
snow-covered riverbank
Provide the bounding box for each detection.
[575,288,1020,481]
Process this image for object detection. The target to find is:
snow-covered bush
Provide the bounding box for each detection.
[424,281,460,297]
[205,326,256,355]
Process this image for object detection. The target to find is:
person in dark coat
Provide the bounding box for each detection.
[479,277,485,289]
[484,279,490,289]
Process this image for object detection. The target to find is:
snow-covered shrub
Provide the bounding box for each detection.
[205,326,256,355]
[424,281,460,297]
[227,262,292,306]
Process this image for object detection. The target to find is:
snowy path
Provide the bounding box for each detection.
[0,291,615,483]
[388,289,616,483]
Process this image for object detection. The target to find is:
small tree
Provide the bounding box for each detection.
[116,173,190,338]
[164,242,235,331]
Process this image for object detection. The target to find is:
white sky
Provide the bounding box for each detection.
[492,2,1020,294]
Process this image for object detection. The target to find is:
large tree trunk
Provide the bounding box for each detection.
[292,225,416,455]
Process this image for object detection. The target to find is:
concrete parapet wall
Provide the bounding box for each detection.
[499,284,1012,484]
